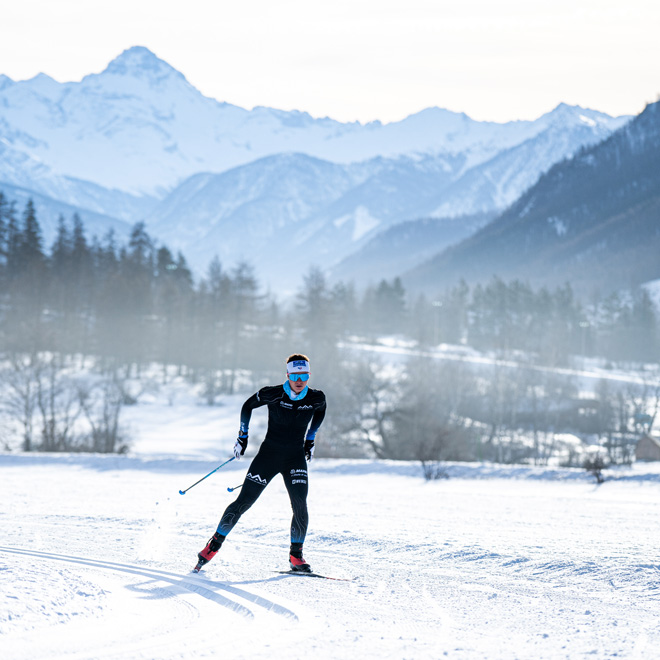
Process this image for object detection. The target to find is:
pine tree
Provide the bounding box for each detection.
[4,200,47,350]
[225,262,260,393]
[0,192,8,284]
[295,266,338,378]
[373,277,406,334]
[19,199,45,267]
[0,192,8,263]
[128,221,153,269]
[156,245,175,277]
[71,213,91,271]
[174,251,193,289]
[4,200,21,280]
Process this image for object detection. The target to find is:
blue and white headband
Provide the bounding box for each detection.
[287,359,310,374]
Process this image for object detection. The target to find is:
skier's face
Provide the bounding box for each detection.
[287,372,309,394]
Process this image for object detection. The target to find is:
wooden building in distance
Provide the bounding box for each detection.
[635,434,660,462]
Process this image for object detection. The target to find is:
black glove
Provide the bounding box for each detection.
[234,432,248,459]
[304,438,315,462]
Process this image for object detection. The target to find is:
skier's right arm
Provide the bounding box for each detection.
[233,391,266,459]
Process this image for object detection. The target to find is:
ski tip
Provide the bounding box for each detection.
[179,490,186,495]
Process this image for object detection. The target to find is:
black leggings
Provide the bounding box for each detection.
[216,443,309,544]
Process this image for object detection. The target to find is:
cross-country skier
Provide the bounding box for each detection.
[194,354,326,573]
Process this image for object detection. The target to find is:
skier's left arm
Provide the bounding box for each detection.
[304,398,326,461]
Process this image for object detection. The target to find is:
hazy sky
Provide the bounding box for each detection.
[1,0,658,123]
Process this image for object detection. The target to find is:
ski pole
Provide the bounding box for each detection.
[179,457,235,495]
[227,484,243,492]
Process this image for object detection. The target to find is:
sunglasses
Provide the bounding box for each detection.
[288,373,310,382]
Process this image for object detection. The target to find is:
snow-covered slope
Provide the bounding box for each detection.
[1,47,628,199]
[0,48,245,197]
[1,385,658,660]
[0,46,631,285]
[143,153,361,278]
[0,181,133,246]
[421,105,624,218]
[328,214,493,286]
[144,106,625,284]
[143,152,465,278]
[403,99,660,295]
[0,138,157,223]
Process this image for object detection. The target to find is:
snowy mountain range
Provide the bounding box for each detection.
[403,99,660,295]
[0,46,630,286]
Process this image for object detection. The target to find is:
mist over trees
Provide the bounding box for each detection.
[0,194,658,461]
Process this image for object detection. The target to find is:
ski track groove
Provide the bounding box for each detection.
[0,546,322,660]
[3,456,660,659]
[0,545,300,621]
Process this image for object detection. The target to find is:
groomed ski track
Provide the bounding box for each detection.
[1,453,659,659]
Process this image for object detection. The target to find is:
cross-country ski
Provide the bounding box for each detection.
[275,570,357,582]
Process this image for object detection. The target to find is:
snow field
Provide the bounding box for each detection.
[1,453,659,660]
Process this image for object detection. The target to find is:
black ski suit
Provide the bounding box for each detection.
[216,384,326,544]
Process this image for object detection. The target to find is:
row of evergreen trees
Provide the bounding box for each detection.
[1,195,657,458]
[414,278,658,364]
[0,195,657,381]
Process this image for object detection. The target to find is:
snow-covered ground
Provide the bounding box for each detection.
[342,336,660,389]
[1,386,659,659]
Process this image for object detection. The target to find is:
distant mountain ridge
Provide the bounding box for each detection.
[329,213,494,287]
[1,46,627,197]
[0,46,633,287]
[403,100,660,295]
[0,180,132,245]
[0,137,157,222]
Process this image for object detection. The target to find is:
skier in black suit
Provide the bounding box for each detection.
[194,354,326,572]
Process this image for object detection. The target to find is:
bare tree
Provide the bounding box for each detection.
[391,357,478,462]
[35,354,83,451]
[78,375,128,453]
[472,364,527,463]
[320,357,399,458]
[0,352,128,453]
[584,454,608,484]
[629,366,660,435]
[1,353,39,450]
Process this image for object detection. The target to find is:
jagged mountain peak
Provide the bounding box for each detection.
[396,106,474,129]
[413,106,471,119]
[21,72,61,98]
[539,102,627,129]
[0,74,14,91]
[94,45,187,85]
[0,47,632,238]
[627,98,660,134]
[402,97,660,295]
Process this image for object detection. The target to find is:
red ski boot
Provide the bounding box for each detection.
[194,532,224,572]
[289,544,312,573]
